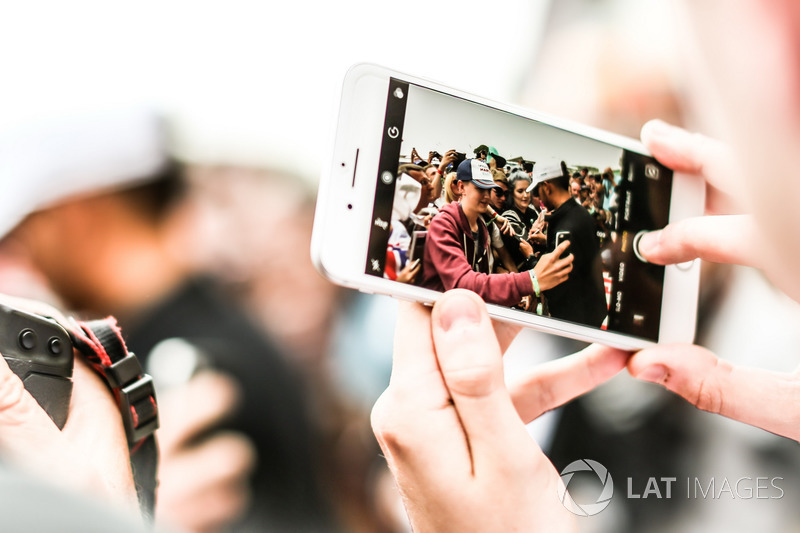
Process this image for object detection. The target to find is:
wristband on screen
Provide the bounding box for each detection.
[529,270,541,298]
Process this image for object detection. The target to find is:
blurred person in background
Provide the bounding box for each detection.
[489,169,509,213]
[0,107,339,533]
[486,146,507,173]
[423,164,442,207]
[397,164,433,218]
[432,150,464,210]
[385,172,423,284]
[501,169,544,272]
[569,175,582,199]
[183,165,407,533]
[442,171,460,205]
[487,170,520,275]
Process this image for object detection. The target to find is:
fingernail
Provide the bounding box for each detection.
[643,119,676,138]
[437,292,483,333]
[637,364,668,383]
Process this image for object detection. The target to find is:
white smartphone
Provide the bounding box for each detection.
[312,64,704,349]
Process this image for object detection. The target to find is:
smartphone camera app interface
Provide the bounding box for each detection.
[365,78,672,341]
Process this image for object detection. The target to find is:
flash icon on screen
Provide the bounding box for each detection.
[394,87,404,99]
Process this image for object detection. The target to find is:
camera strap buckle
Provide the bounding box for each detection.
[70,317,159,522]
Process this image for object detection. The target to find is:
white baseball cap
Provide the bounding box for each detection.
[0,106,168,239]
[526,161,567,192]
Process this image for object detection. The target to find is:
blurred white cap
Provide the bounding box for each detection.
[391,172,422,222]
[0,106,168,239]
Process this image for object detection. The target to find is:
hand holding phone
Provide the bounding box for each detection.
[518,238,533,259]
[397,258,422,284]
[371,290,629,533]
[529,209,546,239]
[533,241,573,291]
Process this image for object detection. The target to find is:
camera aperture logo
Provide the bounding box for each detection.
[558,459,614,517]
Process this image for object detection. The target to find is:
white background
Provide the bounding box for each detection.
[0,0,550,182]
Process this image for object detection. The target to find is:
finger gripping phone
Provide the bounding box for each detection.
[312,64,704,349]
[0,304,73,429]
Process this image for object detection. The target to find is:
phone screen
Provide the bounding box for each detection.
[364,78,672,341]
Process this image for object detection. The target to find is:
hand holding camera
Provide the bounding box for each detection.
[0,294,139,517]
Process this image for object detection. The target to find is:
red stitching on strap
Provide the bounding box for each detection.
[75,321,113,367]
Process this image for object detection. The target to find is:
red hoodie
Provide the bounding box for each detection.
[420,202,533,306]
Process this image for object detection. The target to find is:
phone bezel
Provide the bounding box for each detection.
[312,63,704,349]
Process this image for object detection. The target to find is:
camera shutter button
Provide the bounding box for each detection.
[19,329,37,350]
[48,337,64,355]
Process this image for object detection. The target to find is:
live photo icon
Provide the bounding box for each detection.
[645,164,660,179]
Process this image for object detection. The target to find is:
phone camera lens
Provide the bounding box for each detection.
[19,329,37,350]
[347,204,353,210]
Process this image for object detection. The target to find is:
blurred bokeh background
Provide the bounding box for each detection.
[2,0,800,532]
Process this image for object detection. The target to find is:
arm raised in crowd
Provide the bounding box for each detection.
[424,212,530,306]
[423,208,572,306]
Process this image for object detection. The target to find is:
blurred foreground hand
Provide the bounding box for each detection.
[156,372,256,533]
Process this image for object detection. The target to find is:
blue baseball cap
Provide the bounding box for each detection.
[456,159,495,189]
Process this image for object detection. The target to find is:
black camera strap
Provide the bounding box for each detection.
[69,317,159,522]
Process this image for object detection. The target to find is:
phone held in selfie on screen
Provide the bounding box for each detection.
[311,63,704,349]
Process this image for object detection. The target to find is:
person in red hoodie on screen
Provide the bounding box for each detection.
[420,158,573,308]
